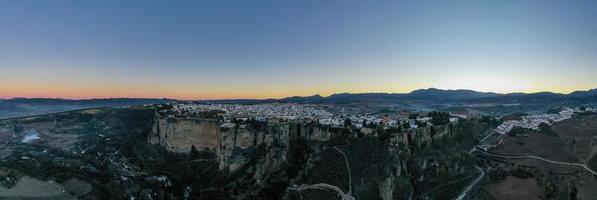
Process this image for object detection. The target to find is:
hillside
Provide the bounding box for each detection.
[0,98,173,119]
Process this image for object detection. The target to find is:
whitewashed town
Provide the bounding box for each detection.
[164,103,472,129]
[494,107,597,134]
[165,103,597,137]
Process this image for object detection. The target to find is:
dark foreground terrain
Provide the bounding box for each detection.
[0,98,170,119]
[1,105,595,200]
[0,106,498,199]
[469,113,597,200]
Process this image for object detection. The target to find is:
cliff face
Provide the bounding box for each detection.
[148,117,334,173]
[218,123,292,172]
[148,117,220,153]
[218,123,344,174]
[148,114,478,200]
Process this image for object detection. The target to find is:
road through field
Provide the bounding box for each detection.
[457,131,493,200]
[474,149,597,176]
[455,166,485,200]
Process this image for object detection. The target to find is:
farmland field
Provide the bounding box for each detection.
[492,133,578,163]
[486,176,542,200]
[552,114,597,138]
[552,113,597,164]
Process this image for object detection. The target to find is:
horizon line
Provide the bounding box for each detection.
[2,87,595,101]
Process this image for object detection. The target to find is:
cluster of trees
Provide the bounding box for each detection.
[546,107,564,114]
[427,112,450,125]
[402,112,452,128]
[361,120,378,128]
[479,115,501,126]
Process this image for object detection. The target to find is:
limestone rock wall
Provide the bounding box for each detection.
[218,123,292,172]
[411,124,454,148]
[148,117,220,153]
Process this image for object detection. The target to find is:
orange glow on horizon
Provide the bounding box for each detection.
[1,82,594,100]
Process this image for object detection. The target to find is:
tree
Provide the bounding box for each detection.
[415,120,426,127]
[403,122,411,129]
[344,118,352,127]
[428,112,450,125]
[539,122,558,136]
[569,179,578,200]
[544,180,559,199]
[190,145,199,158]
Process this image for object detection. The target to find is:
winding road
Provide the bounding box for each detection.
[474,148,597,176]
[288,147,355,200]
[455,166,484,200]
[456,130,495,200]
[288,183,355,200]
[456,129,597,200]
[334,147,352,195]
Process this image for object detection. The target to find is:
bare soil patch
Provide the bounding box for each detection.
[493,134,578,163]
[552,114,597,138]
[573,138,595,161]
[576,174,597,200]
[0,176,73,199]
[486,176,542,200]
[501,158,580,174]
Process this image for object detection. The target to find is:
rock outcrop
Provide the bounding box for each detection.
[148,113,481,200]
[148,117,220,153]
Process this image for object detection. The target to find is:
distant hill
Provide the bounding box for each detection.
[0,98,174,119]
[460,92,564,103]
[568,88,597,98]
[407,88,499,100]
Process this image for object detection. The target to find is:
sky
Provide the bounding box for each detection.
[1,0,597,99]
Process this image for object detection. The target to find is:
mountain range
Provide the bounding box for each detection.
[2,88,596,118]
[203,88,597,104]
[2,88,597,105]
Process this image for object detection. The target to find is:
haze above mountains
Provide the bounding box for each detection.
[2,88,597,103]
[205,88,597,104]
[1,87,596,119]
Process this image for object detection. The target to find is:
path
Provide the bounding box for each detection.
[288,183,355,200]
[288,146,354,200]
[474,148,597,176]
[334,147,352,195]
[455,166,484,200]
[458,130,494,199]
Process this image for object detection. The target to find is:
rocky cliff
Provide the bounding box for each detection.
[148,113,484,199]
[148,117,220,153]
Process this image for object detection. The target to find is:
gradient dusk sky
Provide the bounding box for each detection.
[1,1,597,99]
